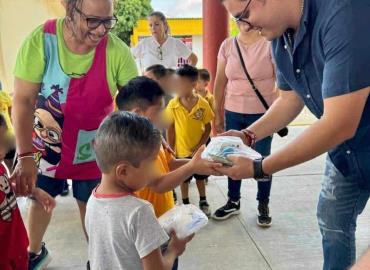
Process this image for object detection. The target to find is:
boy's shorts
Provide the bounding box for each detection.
[34,175,100,203]
[185,173,208,183]
[0,257,28,270]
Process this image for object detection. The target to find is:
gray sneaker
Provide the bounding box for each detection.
[199,200,211,217]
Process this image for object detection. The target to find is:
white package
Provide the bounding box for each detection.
[158,204,208,239]
[201,136,262,166]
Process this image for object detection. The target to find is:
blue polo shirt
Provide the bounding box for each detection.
[272,0,370,189]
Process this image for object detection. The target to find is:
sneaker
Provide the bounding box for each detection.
[212,200,240,220]
[61,181,69,197]
[257,200,272,227]
[199,200,211,217]
[28,242,52,270]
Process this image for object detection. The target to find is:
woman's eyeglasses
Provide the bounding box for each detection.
[74,7,118,30]
[157,46,163,60]
[233,0,253,28]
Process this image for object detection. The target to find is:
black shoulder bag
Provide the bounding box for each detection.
[234,38,289,137]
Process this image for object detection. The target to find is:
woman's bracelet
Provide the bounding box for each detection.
[18,155,35,161]
[241,129,257,148]
[18,152,35,161]
[18,152,34,158]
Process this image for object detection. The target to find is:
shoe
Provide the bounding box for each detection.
[61,181,69,197]
[212,200,240,220]
[28,242,52,270]
[199,200,211,217]
[257,200,272,227]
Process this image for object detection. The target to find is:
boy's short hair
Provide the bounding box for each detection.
[145,64,167,80]
[116,77,165,111]
[94,111,162,173]
[176,64,199,82]
[198,69,211,82]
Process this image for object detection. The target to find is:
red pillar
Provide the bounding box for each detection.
[202,0,229,92]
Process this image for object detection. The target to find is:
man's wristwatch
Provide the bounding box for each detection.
[253,158,271,181]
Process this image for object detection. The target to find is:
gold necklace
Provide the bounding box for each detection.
[301,0,305,16]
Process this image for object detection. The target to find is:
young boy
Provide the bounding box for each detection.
[115,77,219,218]
[144,65,176,107]
[0,114,55,270]
[166,65,215,216]
[194,69,215,113]
[86,112,194,270]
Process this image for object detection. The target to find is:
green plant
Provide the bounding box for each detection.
[112,0,152,45]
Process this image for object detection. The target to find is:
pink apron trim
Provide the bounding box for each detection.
[44,19,57,34]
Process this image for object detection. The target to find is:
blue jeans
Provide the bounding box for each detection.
[225,110,273,202]
[317,156,369,270]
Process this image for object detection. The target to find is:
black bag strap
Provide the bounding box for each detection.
[234,37,289,138]
[234,37,269,111]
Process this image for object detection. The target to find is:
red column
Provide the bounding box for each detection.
[202,0,229,92]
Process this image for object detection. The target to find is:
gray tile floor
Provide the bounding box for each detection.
[21,127,370,269]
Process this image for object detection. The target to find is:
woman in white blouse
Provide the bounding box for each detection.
[132,11,198,72]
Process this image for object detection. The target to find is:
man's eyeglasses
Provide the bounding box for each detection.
[157,46,163,60]
[233,0,253,28]
[75,7,118,30]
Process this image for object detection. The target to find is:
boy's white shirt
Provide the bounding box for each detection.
[86,193,169,270]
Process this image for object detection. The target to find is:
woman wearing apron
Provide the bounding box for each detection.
[11,0,137,269]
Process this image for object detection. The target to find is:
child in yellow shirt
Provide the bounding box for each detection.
[166,65,215,216]
[195,69,215,113]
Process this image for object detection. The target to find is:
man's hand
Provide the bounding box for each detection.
[214,155,254,180]
[10,158,37,196]
[32,188,56,213]
[189,146,223,176]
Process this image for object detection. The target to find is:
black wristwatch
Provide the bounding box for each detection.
[253,158,271,181]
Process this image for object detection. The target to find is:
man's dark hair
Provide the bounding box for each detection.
[145,64,167,80]
[94,111,162,172]
[116,76,165,111]
[198,69,211,82]
[176,64,199,82]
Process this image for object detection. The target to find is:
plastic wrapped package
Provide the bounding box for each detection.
[201,136,262,166]
[158,204,208,239]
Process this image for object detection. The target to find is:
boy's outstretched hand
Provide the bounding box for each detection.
[168,231,195,257]
[189,146,223,176]
[32,188,56,213]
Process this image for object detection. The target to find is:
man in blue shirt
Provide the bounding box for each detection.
[217,0,370,269]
